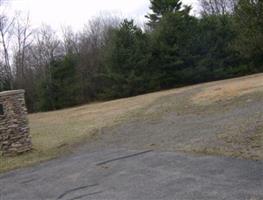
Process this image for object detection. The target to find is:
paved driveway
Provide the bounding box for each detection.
[1,78,263,200]
[0,148,262,200]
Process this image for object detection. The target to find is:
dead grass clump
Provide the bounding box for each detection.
[192,73,263,105]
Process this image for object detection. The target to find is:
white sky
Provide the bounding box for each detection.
[7,0,200,31]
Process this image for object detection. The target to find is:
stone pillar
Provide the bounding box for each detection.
[0,90,32,156]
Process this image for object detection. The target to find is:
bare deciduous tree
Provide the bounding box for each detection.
[32,25,62,78]
[77,15,120,100]
[200,0,238,15]
[62,26,79,55]
[0,0,14,89]
[13,13,34,88]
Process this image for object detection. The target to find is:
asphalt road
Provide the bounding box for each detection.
[0,148,262,200]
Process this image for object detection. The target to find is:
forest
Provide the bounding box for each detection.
[0,0,262,112]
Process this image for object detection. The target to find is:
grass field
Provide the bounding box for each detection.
[0,87,184,173]
[1,73,263,173]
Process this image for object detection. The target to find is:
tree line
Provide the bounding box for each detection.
[0,0,262,112]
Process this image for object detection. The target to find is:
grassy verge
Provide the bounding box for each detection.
[0,88,182,173]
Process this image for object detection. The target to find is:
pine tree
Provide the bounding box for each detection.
[146,0,190,28]
[102,20,151,98]
[234,0,263,68]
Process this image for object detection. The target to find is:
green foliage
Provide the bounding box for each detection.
[146,0,191,28]
[21,0,263,112]
[101,19,152,98]
[149,10,198,87]
[36,54,81,111]
[234,0,263,68]
[193,15,242,81]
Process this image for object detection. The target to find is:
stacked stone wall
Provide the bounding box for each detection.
[0,90,32,156]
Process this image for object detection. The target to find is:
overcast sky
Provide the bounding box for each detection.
[7,0,200,31]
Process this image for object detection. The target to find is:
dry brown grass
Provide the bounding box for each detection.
[192,73,263,105]
[0,88,185,173]
[1,73,263,173]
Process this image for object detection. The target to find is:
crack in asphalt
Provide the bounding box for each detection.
[20,178,38,184]
[96,150,153,166]
[67,191,103,200]
[57,184,98,200]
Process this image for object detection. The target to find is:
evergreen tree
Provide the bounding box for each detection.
[193,15,242,81]
[36,54,81,111]
[102,19,151,98]
[234,0,263,69]
[148,0,197,87]
[146,0,190,28]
